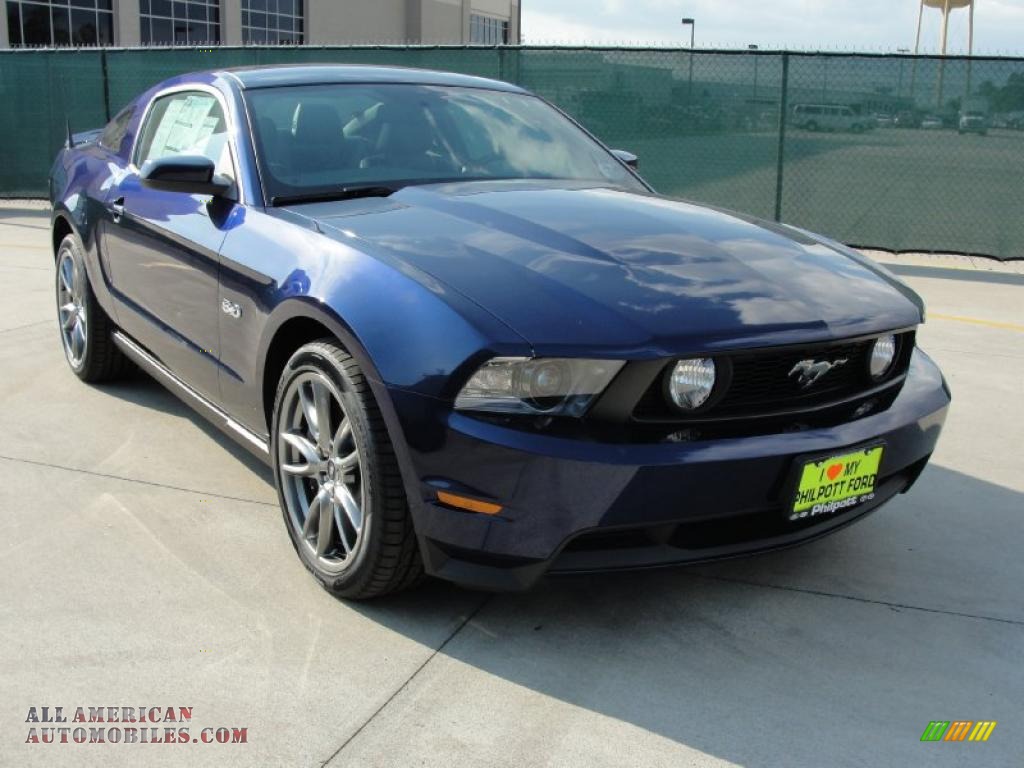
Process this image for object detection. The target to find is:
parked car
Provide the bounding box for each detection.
[894,110,921,129]
[874,113,894,127]
[920,115,944,130]
[49,65,949,598]
[958,111,989,135]
[790,103,870,132]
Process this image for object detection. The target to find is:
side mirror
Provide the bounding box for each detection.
[611,149,639,170]
[140,155,233,198]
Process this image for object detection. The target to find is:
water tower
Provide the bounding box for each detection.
[913,0,977,107]
[914,0,975,56]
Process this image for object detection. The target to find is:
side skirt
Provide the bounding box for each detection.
[112,331,272,466]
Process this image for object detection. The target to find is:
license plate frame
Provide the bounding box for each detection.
[788,443,885,522]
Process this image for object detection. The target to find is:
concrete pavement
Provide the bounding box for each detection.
[1,203,1021,767]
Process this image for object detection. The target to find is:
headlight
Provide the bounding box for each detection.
[667,357,716,410]
[869,334,897,379]
[454,357,625,417]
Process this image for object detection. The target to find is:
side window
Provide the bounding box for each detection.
[99,106,135,154]
[135,91,234,181]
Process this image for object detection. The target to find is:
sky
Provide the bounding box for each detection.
[521,0,1024,55]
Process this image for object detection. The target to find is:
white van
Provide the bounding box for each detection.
[791,104,869,133]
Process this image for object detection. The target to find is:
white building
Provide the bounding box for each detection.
[2,0,520,48]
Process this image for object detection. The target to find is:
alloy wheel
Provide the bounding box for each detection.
[57,248,88,368]
[278,372,365,572]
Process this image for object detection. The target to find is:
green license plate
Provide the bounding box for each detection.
[790,445,884,521]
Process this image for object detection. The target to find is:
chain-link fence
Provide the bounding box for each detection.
[2,46,1023,260]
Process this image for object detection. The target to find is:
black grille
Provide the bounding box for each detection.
[632,331,914,423]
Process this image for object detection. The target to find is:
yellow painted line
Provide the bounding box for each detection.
[930,313,1024,333]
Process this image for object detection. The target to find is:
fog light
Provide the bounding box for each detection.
[668,358,716,410]
[870,335,897,379]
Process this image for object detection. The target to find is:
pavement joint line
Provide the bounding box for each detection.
[0,454,277,507]
[929,313,1024,333]
[321,594,492,766]
[693,573,1024,627]
[0,320,51,334]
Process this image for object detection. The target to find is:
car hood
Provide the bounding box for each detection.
[289,181,922,355]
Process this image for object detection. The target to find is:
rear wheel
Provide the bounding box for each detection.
[55,235,128,382]
[272,339,422,599]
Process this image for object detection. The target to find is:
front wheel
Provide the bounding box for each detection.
[272,340,423,599]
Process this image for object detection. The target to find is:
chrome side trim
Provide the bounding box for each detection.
[112,331,270,457]
[225,417,270,452]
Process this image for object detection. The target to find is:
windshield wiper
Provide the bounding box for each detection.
[271,185,400,207]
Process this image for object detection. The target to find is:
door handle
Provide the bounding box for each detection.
[111,197,125,222]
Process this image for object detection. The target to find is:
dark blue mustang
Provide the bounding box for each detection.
[50,65,949,598]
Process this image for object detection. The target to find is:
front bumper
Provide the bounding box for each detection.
[391,349,949,590]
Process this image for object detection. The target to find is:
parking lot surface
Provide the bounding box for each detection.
[1,203,1021,767]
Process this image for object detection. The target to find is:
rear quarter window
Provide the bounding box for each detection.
[99,106,135,155]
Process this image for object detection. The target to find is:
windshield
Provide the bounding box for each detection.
[244,83,645,202]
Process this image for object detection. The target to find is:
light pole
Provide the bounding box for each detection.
[896,47,910,100]
[749,44,759,104]
[682,17,695,102]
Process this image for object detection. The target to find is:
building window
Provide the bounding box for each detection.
[6,0,113,46]
[470,13,508,45]
[140,0,221,45]
[242,0,303,45]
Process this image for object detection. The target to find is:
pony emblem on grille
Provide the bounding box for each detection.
[788,358,848,388]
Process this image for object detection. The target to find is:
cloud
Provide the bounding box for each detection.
[522,0,1023,54]
[522,11,624,44]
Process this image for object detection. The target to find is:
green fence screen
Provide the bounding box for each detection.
[2,46,1023,260]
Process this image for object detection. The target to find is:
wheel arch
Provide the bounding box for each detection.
[52,212,76,260]
[261,313,344,434]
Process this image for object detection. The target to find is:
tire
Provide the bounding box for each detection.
[271,339,423,599]
[55,234,129,383]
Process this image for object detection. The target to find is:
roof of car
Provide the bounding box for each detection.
[218,64,525,93]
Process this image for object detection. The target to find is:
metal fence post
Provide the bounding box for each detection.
[498,45,520,85]
[774,51,789,222]
[100,48,111,122]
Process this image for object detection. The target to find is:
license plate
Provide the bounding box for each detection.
[790,445,884,521]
